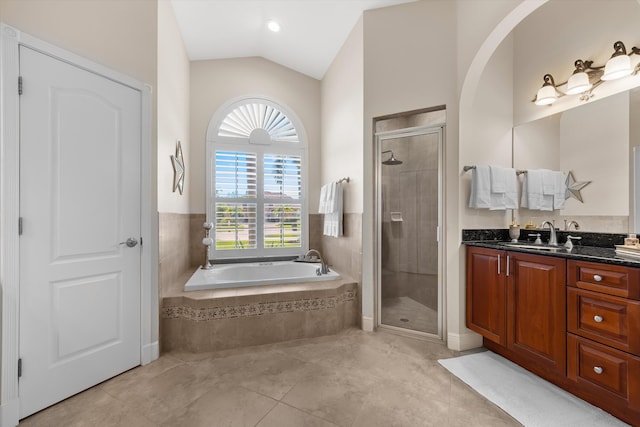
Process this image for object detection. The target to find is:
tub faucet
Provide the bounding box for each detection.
[541,220,557,246]
[305,249,329,274]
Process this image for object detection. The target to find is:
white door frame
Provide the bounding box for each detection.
[0,24,158,426]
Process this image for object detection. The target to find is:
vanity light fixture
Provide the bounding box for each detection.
[602,41,633,80]
[565,60,592,95]
[534,40,640,106]
[535,74,559,105]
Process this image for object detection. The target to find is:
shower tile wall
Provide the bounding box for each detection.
[382,135,438,311]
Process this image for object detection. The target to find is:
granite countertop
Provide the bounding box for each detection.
[462,229,640,268]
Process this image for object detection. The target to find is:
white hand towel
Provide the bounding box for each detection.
[469,165,491,209]
[520,173,529,208]
[329,182,338,212]
[318,184,328,213]
[490,166,506,193]
[489,166,505,210]
[541,169,555,195]
[553,171,567,210]
[489,166,519,210]
[323,182,343,237]
[522,169,553,210]
[503,168,519,209]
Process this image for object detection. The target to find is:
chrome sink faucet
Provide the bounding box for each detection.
[304,249,330,274]
[541,220,558,246]
[564,220,580,231]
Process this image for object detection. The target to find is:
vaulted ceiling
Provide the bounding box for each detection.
[170,0,416,80]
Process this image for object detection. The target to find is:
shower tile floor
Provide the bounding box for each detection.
[19,329,520,427]
[381,296,438,334]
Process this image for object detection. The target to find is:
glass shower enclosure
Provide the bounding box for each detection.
[376,124,443,338]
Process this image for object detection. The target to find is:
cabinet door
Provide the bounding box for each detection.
[466,246,506,345]
[507,252,567,375]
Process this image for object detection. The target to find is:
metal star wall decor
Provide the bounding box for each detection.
[565,171,590,203]
[171,140,185,195]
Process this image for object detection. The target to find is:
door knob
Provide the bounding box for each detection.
[119,237,138,248]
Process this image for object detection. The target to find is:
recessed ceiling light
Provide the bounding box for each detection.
[267,20,280,33]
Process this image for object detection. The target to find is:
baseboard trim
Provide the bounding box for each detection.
[361,316,374,332]
[447,331,483,351]
[0,397,19,427]
[141,341,159,365]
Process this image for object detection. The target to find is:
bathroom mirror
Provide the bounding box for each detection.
[512,87,640,232]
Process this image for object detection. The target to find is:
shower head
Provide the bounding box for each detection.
[381,150,403,165]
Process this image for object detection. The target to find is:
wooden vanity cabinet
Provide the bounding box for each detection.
[465,246,566,375]
[507,251,567,376]
[466,246,506,345]
[567,260,640,420]
[467,249,640,425]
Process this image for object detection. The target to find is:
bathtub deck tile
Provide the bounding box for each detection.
[161,279,358,353]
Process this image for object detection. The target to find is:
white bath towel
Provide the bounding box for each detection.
[469,165,491,209]
[323,182,343,237]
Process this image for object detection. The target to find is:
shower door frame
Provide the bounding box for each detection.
[374,124,445,340]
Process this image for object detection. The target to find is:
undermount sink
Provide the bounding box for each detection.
[502,242,568,252]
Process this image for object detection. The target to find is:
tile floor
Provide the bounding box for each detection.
[381,296,438,334]
[20,329,520,427]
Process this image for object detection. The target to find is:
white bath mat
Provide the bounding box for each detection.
[438,350,630,427]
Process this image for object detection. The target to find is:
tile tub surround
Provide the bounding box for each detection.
[161,270,358,352]
[312,213,363,327]
[159,213,193,300]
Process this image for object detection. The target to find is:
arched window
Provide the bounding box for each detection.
[206,97,308,259]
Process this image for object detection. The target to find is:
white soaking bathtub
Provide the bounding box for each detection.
[184,260,340,291]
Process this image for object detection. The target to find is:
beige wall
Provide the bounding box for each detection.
[0,0,157,87]
[321,17,364,214]
[158,0,190,213]
[189,57,321,215]
[362,0,459,333]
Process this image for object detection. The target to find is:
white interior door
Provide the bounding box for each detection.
[18,46,142,418]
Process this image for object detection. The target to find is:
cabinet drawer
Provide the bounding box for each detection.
[567,334,640,410]
[568,288,640,354]
[567,260,640,299]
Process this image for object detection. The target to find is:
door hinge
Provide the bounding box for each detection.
[18,76,23,95]
[18,358,22,378]
[18,217,23,235]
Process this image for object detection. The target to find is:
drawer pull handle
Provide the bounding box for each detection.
[593,366,604,375]
[594,315,604,323]
[593,274,603,282]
